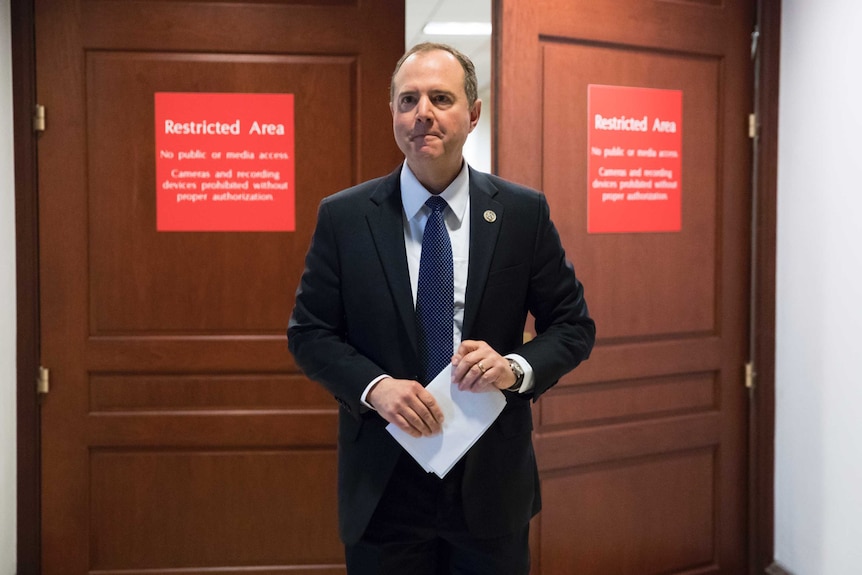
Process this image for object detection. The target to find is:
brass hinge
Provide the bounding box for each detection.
[33,104,46,132]
[751,27,760,60]
[748,113,757,139]
[37,366,49,395]
[745,361,756,390]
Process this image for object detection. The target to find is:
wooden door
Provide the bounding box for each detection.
[495,1,753,573]
[35,2,403,573]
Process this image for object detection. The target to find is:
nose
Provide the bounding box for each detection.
[415,95,433,122]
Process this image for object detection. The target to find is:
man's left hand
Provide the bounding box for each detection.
[451,340,516,392]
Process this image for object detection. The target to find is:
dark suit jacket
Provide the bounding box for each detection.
[288,165,595,545]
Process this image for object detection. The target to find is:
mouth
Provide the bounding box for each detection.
[409,131,441,141]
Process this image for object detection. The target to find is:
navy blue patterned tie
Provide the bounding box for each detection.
[416,196,454,385]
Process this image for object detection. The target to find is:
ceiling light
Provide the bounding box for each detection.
[422,22,492,36]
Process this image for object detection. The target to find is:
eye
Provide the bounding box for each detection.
[432,94,453,106]
[399,94,417,108]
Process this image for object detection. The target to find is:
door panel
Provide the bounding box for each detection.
[541,449,715,574]
[89,449,339,571]
[542,44,720,340]
[87,52,354,333]
[36,1,404,573]
[496,1,752,573]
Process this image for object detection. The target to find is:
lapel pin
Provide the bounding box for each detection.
[483,210,497,223]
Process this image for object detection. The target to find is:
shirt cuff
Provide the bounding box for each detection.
[360,374,391,410]
[504,353,534,393]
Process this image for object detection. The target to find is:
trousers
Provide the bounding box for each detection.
[344,453,530,575]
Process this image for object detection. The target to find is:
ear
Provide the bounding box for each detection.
[468,99,482,132]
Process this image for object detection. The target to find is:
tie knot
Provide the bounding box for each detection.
[425,196,448,214]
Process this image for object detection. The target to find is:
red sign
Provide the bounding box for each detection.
[587,85,682,233]
[155,92,295,231]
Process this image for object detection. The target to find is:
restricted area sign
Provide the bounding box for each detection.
[155,92,295,231]
[587,85,682,234]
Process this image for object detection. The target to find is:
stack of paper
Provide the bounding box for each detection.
[386,365,507,478]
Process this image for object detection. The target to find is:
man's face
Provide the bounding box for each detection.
[390,50,481,180]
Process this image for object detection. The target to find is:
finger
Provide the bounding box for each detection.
[472,374,496,392]
[452,348,486,382]
[457,341,492,369]
[463,351,490,373]
[397,400,436,435]
[451,359,471,383]
[388,401,436,437]
[413,392,444,434]
[458,363,485,391]
[455,340,480,357]
[466,362,503,392]
[476,359,493,377]
[394,414,423,438]
[416,388,443,416]
[451,359,473,385]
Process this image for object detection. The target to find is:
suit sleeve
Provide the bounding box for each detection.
[515,194,596,399]
[287,200,386,418]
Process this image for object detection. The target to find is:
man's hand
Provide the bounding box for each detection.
[366,377,444,438]
[451,340,516,392]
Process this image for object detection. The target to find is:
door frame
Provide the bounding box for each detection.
[13,0,781,572]
[749,0,781,572]
[12,0,41,573]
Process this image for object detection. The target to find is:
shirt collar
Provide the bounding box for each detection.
[400,161,470,223]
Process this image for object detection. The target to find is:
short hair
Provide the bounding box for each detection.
[390,42,479,108]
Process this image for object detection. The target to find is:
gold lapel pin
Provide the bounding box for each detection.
[483,210,497,223]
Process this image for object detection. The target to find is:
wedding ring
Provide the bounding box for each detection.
[477,362,486,373]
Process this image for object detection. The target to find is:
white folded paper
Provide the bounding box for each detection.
[386,364,507,478]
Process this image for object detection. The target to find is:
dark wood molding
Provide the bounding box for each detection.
[752,0,781,573]
[12,0,41,573]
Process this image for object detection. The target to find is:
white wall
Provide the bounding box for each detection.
[775,0,862,573]
[0,0,18,571]
[462,86,492,174]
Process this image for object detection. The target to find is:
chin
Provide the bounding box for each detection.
[408,152,443,164]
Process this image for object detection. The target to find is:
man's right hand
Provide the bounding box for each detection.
[366,378,444,438]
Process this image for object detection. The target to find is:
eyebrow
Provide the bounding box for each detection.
[397,88,458,99]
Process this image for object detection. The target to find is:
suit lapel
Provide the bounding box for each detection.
[463,169,503,339]
[365,167,504,357]
[366,167,421,355]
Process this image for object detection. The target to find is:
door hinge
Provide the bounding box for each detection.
[748,113,757,139]
[33,104,46,133]
[745,361,756,390]
[751,26,760,60]
[37,366,50,395]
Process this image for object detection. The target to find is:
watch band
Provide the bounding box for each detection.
[507,359,525,391]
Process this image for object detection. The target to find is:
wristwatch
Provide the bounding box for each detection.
[507,359,525,392]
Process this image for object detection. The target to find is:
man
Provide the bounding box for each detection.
[288,43,595,574]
